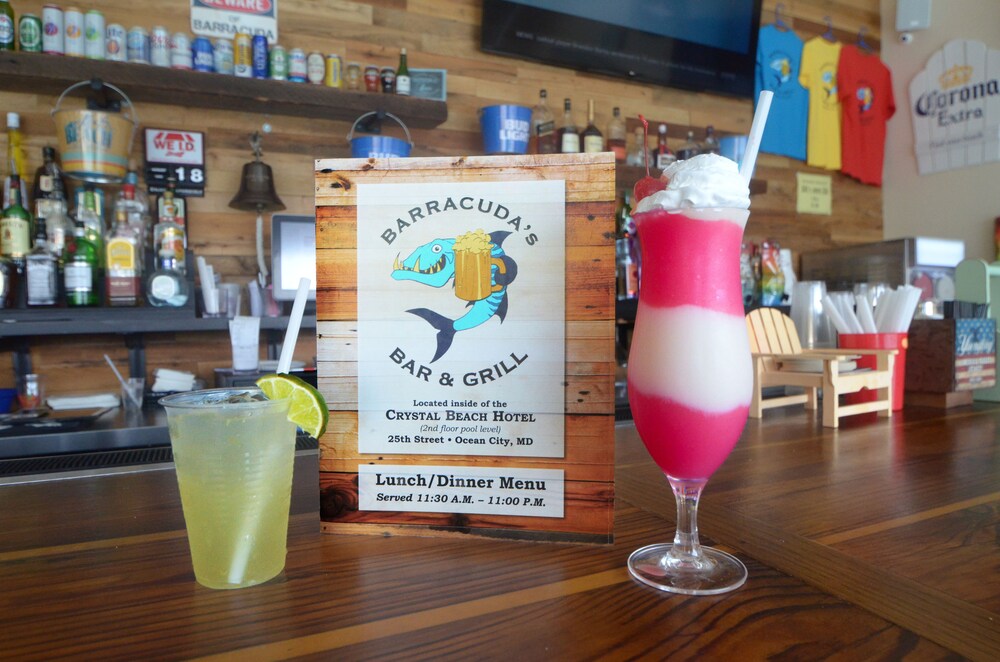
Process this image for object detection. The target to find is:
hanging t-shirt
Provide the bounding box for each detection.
[838,45,895,186]
[799,37,843,170]
[755,24,808,160]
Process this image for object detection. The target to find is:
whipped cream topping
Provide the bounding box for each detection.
[634,153,750,213]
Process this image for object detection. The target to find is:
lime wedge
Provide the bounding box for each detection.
[256,374,329,438]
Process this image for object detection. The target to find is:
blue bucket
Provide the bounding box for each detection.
[480,104,532,154]
[0,388,15,413]
[348,112,413,158]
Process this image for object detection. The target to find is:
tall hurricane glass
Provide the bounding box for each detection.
[626,154,751,595]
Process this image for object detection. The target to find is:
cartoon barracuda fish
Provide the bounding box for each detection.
[392,230,518,363]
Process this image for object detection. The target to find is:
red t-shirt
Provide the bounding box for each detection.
[838,45,895,186]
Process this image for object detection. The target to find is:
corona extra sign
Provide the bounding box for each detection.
[910,39,1000,174]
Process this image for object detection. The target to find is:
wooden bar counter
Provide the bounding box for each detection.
[2,404,998,660]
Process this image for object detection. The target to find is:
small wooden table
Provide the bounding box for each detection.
[1,405,998,660]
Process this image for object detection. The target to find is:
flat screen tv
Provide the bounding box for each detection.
[481,0,763,98]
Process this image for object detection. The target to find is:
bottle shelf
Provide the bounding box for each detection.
[0,306,316,337]
[615,165,767,196]
[0,51,448,128]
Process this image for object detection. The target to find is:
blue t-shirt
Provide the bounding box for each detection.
[755,24,809,161]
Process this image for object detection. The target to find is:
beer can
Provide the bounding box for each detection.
[233,33,252,77]
[251,34,268,79]
[213,38,233,75]
[83,9,104,59]
[346,62,362,91]
[380,67,396,94]
[42,5,64,55]
[306,52,325,84]
[170,32,192,70]
[18,14,43,53]
[363,65,380,92]
[126,26,149,64]
[324,54,342,88]
[105,23,126,62]
[63,7,84,57]
[287,48,307,82]
[150,26,170,67]
[269,44,287,80]
[192,36,214,72]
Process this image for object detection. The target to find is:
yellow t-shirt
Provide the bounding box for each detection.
[799,37,842,170]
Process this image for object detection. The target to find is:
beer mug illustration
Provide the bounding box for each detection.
[453,229,507,301]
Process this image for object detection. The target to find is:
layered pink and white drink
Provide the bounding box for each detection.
[627,154,752,480]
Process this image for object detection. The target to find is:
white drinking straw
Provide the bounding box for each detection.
[740,90,774,183]
[104,354,141,409]
[228,277,311,585]
[276,277,311,375]
[855,294,878,334]
[821,296,850,335]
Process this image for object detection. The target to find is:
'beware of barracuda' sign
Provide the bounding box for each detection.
[190,0,278,44]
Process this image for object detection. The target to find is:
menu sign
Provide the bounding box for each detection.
[356,181,566,460]
[315,154,616,544]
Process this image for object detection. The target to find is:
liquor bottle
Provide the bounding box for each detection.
[655,124,676,170]
[0,0,14,51]
[77,186,104,267]
[146,254,190,307]
[0,257,17,308]
[153,197,187,275]
[606,106,627,162]
[558,98,580,153]
[582,99,604,153]
[677,130,701,161]
[759,238,784,306]
[1,174,31,259]
[3,112,29,209]
[395,48,410,96]
[43,201,73,259]
[626,126,646,167]
[702,125,720,155]
[157,178,187,235]
[64,219,99,307]
[26,217,58,307]
[116,183,149,268]
[105,208,141,306]
[32,146,69,219]
[530,89,556,154]
[123,163,153,248]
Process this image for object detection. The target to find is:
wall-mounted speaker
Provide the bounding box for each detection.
[896,0,932,32]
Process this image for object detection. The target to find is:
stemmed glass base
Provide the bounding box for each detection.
[628,477,747,596]
[628,543,747,595]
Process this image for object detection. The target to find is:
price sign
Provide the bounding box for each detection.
[143,128,206,197]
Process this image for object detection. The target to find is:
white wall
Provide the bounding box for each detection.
[881,0,1000,261]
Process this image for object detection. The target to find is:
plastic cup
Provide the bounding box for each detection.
[121,377,145,415]
[160,387,296,589]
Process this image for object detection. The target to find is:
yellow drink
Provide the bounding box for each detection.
[161,388,297,590]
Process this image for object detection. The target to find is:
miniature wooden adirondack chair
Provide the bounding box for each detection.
[745,308,897,428]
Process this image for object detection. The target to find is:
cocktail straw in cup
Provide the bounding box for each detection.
[104,354,142,409]
[277,277,311,375]
[228,276,311,585]
[740,90,773,183]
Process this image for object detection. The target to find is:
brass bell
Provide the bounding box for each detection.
[229,131,285,212]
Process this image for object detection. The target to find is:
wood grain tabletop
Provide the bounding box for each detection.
[1,403,997,660]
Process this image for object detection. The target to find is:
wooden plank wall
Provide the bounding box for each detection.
[0,0,881,396]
